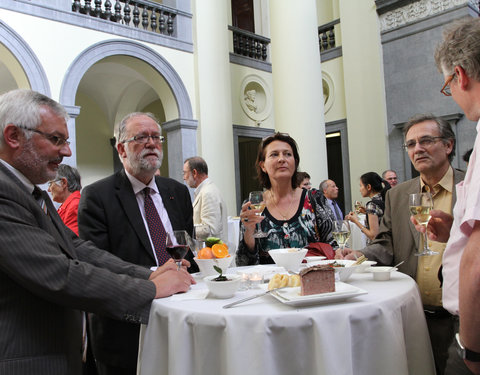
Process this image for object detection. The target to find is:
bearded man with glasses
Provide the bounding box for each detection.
[78,112,197,375]
[338,113,465,375]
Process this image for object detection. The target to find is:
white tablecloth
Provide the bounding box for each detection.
[137,270,434,375]
[350,214,367,250]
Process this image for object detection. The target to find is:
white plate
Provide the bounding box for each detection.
[304,256,327,262]
[262,282,367,307]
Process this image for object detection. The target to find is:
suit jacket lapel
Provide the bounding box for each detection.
[157,178,180,230]
[42,192,77,258]
[0,163,77,258]
[115,171,156,263]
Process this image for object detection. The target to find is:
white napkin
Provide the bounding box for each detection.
[170,288,209,301]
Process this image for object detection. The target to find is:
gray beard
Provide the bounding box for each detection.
[125,148,163,176]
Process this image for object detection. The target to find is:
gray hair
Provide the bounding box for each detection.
[319,180,329,192]
[403,113,456,163]
[55,164,82,192]
[0,89,69,146]
[115,112,161,146]
[184,156,208,176]
[435,18,480,81]
[381,169,397,178]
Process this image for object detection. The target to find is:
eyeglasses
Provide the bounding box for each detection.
[18,126,70,147]
[121,134,165,144]
[47,179,61,186]
[440,73,455,96]
[402,136,445,151]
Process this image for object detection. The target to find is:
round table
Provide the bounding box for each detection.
[138,269,435,375]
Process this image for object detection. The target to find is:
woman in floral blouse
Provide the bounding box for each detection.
[236,133,335,266]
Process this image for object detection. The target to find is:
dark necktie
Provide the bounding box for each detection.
[143,187,170,266]
[333,200,343,220]
[32,186,48,214]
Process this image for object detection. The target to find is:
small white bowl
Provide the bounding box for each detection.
[268,248,308,272]
[204,274,241,298]
[308,259,359,282]
[354,260,378,273]
[194,256,233,277]
[370,267,397,281]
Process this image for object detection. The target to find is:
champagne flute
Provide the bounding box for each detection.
[249,191,268,238]
[166,230,193,270]
[332,220,351,251]
[354,200,362,214]
[409,193,438,256]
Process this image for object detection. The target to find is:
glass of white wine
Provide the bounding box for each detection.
[249,191,268,238]
[409,192,438,256]
[354,200,362,214]
[332,220,351,251]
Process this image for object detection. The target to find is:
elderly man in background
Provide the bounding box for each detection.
[320,179,343,220]
[382,169,399,187]
[78,112,196,375]
[0,89,194,375]
[48,164,82,235]
[183,156,228,241]
[338,114,464,375]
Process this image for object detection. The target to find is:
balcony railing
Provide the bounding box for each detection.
[72,0,177,36]
[229,26,270,61]
[318,19,340,52]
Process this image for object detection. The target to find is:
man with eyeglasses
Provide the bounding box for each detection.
[420,18,480,375]
[382,169,399,187]
[338,113,465,374]
[0,90,195,375]
[78,112,197,375]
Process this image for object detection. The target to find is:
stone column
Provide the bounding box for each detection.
[192,0,236,216]
[269,0,328,183]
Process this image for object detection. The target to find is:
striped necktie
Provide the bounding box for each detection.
[143,187,170,266]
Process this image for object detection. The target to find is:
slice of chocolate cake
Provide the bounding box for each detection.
[299,265,335,296]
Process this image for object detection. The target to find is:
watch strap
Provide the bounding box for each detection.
[456,333,480,362]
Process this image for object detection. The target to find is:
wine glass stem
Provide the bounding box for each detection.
[176,261,182,270]
[423,229,429,251]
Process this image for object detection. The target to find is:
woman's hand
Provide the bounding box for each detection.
[240,200,265,251]
[345,211,359,225]
[240,200,265,230]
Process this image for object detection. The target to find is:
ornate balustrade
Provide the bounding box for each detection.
[318,19,340,52]
[228,26,270,61]
[71,0,176,36]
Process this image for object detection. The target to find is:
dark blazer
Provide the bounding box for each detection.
[78,169,195,369]
[0,163,155,375]
[362,168,465,279]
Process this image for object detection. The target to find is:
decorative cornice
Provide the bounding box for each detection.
[378,0,474,32]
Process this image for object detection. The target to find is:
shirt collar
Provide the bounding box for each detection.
[124,169,159,195]
[420,165,454,195]
[0,158,36,193]
[194,177,209,196]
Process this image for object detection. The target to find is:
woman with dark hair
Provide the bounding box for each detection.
[236,133,334,266]
[346,172,391,243]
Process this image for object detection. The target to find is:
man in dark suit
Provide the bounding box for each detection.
[78,112,197,375]
[0,89,194,375]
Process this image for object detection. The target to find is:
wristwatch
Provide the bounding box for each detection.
[456,333,480,361]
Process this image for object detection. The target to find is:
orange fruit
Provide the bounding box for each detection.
[197,247,214,259]
[212,243,229,258]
